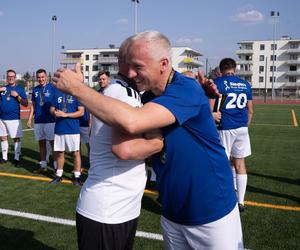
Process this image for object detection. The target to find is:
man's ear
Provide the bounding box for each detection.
[160,57,169,72]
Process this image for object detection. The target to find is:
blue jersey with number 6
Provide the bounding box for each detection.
[214,75,252,130]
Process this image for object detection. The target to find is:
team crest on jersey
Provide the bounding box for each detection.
[224,80,230,91]
[67,96,74,103]
[44,90,50,97]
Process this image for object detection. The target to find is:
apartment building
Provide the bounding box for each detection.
[60,46,203,87]
[236,36,300,93]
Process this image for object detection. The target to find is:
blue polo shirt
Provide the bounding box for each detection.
[214,75,252,130]
[0,84,27,120]
[31,83,56,124]
[151,72,236,225]
[51,89,81,135]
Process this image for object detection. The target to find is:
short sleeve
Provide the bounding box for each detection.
[152,76,205,125]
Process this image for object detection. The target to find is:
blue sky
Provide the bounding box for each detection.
[0,0,299,77]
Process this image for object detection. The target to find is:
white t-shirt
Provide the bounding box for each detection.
[76,81,147,224]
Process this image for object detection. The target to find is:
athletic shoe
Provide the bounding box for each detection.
[14,160,20,167]
[50,176,62,184]
[0,159,8,164]
[238,203,246,212]
[33,167,47,173]
[72,177,81,186]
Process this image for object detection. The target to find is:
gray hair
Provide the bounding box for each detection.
[131,30,172,63]
[118,35,134,66]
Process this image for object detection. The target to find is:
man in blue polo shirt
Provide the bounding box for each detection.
[212,58,254,212]
[0,69,28,166]
[27,69,56,172]
[50,89,84,185]
[52,31,244,249]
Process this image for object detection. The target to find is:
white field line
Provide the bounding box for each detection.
[22,128,34,132]
[0,208,163,241]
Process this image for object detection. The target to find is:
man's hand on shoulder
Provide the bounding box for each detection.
[197,70,220,98]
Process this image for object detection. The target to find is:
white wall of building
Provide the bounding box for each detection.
[237,37,300,91]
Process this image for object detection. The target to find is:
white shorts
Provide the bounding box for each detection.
[54,134,80,152]
[218,127,251,159]
[0,120,7,137]
[161,204,243,250]
[1,120,23,138]
[80,127,89,144]
[34,123,55,141]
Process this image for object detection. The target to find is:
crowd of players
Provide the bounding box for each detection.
[0,31,253,250]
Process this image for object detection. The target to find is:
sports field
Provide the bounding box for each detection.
[0,103,299,249]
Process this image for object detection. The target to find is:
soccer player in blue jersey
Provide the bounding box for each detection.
[0,69,28,166]
[53,31,244,250]
[212,58,254,212]
[50,89,84,185]
[27,69,57,172]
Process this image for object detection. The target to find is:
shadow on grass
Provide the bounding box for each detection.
[0,225,56,250]
[141,195,161,215]
[247,185,300,204]
[248,172,300,186]
[15,147,85,182]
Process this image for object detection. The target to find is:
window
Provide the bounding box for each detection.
[245,76,252,82]
[290,43,299,49]
[290,55,298,60]
[270,55,277,61]
[260,44,265,50]
[270,66,276,72]
[271,44,277,50]
[245,55,252,61]
[93,55,99,60]
[92,65,99,71]
[269,76,276,82]
[85,65,89,71]
[102,65,109,71]
[290,65,297,71]
[259,66,264,73]
[259,76,264,83]
[289,76,297,82]
[259,55,264,61]
[85,55,89,61]
[85,76,89,82]
[92,75,98,82]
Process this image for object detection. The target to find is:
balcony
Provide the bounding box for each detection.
[285,71,300,76]
[237,60,253,65]
[236,49,253,55]
[286,48,300,54]
[286,60,300,65]
[60,58,82,64]
[98,57,118,64]
[236,70,253,76]
[182,57,204,66]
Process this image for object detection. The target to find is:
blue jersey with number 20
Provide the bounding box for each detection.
[214,75,252,130]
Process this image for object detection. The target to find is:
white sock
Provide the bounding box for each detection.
[56,169,63,177]
[74,171,81,178]
[236,174,248,205]
[40,161,47,168]
[150,168,156,182]
[14,141,21,161]
[232,166,237,190]
[1,140,8,160]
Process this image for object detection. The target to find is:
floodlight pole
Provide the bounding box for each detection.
[52,15,57,75]
[270,11,279,100]
[132,0,140,34]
